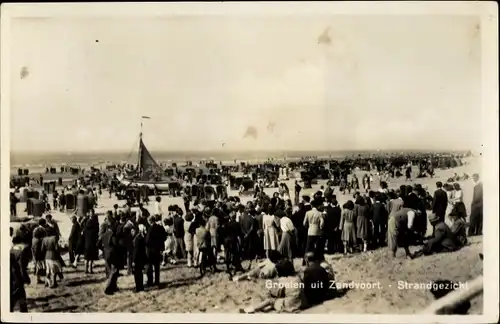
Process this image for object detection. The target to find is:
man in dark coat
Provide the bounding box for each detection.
[223,212,244,279]
[116,214,132,275]
[68,216,81,266]
[172,211,185,260]
[468,174,483,236]
[291,202,307,256]
[101,222,121,295]
[371,193,388,248]
[145,216,166,287]
[432,181,448,223]
[132,225,147,292]
[324,196,342,254]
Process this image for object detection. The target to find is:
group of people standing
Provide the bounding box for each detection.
[9,170,483,313]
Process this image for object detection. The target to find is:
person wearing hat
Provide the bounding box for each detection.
[449,210,468,247]
[413,213,460,257]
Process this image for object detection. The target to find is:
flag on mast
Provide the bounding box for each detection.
[142,116,151,119]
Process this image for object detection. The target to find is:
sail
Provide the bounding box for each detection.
[138,138,162,180]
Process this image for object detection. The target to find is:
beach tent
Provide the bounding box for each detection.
[65,194,76,211]
[216,185,228,200]
[27,198,45,217]
[76,194,89,216]
[204,186,216,201]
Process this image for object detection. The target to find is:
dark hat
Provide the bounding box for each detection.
[184,212,194,222]
[274,209,286,218]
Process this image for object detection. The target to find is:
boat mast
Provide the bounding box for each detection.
[138,118,143,177]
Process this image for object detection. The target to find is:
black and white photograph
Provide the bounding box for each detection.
[1,2,498,323]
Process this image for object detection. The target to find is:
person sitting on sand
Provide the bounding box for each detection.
[233,250,294,282]
[412,213,461,258]
[449,211,468,247]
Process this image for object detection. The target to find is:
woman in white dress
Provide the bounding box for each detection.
[262,205,280,259]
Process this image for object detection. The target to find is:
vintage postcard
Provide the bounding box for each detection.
[1,1,498,323]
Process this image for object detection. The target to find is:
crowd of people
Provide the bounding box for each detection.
[10,167,483,313]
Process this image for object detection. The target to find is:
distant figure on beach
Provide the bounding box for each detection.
[468,173,483,236]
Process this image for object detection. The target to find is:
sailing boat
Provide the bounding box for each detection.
[117,117,172,190]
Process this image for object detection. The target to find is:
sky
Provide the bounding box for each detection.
[9,14,482,153]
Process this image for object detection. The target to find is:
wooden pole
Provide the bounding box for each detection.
[420,276,483,314]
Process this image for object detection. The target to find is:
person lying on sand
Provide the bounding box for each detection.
[232,251,294,282]
[241,252,335,313]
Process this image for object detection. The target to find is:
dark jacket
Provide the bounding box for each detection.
[371,201,388,224]
[173,216,184,239]
[132,233,147,266]
[303,263,329,306]
[10,244,31,290]
[68,222,81,248]
[324,204,342,232]
[424,222,459,254]
[240,212,256,238]
[432,188,448,217]
[145,223,166,262]
[101,227,121,266]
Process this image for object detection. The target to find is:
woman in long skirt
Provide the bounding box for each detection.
[354,196,371,252]
[262,206,280,259]
[73,216,87,267]
[277,210,295,261]
[42,227,63,288]
[32,219,47,284]
[450,183,467,220]
[340,200,357,254]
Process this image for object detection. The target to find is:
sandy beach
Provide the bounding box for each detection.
[11,156,483,314]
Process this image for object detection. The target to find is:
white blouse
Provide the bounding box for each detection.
[453,189,463,203]
[280,216,295,233]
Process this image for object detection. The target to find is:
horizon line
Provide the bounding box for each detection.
[10,148,473,155]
